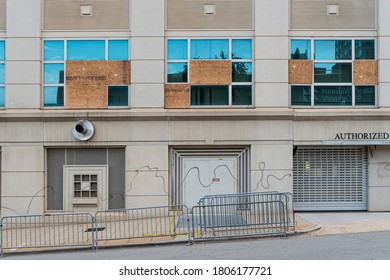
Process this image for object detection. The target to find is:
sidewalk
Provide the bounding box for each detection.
[295,212,390,236]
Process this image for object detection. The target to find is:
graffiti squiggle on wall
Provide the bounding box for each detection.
[127,165,168,194]
[253,162,291,191]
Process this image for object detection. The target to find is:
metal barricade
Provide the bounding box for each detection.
[191,200,287,241]
[198,191,295,231]
[94,205,191,249]
[0,213,95,256]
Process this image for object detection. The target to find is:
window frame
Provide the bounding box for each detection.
[290,38,377,108]
[0,40,5,108]
[166,38,254,108]
[43,39,130,109]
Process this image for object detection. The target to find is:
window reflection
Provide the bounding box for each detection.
[314,40,352,60]
[191,39,229,60]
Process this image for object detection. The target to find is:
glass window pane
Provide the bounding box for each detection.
[108,86,128,106]
[291,86,311,106]
[291,40,311,60]
[44,63,64,84]
[355,86,375,106]
[314,63,352,83]
[232,62,252,82]
[314,86,352,106]
[167,62,188,83]
[191,39,229,60]
[44,40,64,61]
[67,40,105,60]
[232,85,252,105]
[314,40,352,60]
[44,86,64,107]
[0,41,5,61]
[168,40,188,60]
[191,85,229,105]
[0,64,4,84]
[108,40,128,60]
[0,87,4,107]
[355,40,375,60]
[232,39,252,59]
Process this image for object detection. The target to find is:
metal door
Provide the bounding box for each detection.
[293,147,368,211]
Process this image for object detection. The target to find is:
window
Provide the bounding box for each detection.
[43,39,129,107]
[0,40,4,107]
[108,85,129,106]
[167,38,253,107]
[291,39,376,107]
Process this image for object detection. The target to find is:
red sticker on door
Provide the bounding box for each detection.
[213,178,220,182]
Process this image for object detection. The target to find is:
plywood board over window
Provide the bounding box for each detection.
[354,60,378,85]
[288,60,313,84]
[164,84,190,109]
[190,60,232,85]
[66,60,130,109]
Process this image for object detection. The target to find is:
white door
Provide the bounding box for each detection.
[182,157,237,207]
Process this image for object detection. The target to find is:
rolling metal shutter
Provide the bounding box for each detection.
[293,147,368,211]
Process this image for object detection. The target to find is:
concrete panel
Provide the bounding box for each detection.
[2,146,44,172]
[289,60,313,84]
[250,170,293,193]
[0,0,5,30]
[0,121,43,142]
[131,37,164,60]
[369,162,390,187]
[7,0,41,37]
[250,144,293,171]
[44,0,129,30]
[255,37,288,60]
[126,145,168,171]
[190,60,231,85]
[126,171,169,196]
[378,0,390,36]
[6,61,41,84]
[130,83,164,108]
[379,60,390,83]
[5,84,41,109]
[164,84,190,109]
[368,187,390,211]
[167,0,253,30]
[254,83,289,107]
[6,38,41,61]
[2,172,45,197]
[367,146,390,163]
[1,196,44,216]
[255,0,288,36]
[378,37,390,60]
[131,60,164,83]
[290,0,376,30]
[378,83,390,107]
[131,0,164,36]
[126,195,168,208]
[354,60,378,85]
[255,60,288,83]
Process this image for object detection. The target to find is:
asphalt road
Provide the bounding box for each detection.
[2,230,390,260]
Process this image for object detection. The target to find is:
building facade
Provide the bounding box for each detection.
[0,0,389,216]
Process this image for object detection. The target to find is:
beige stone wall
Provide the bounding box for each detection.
[167,0,253,30]
[43,0,129,30]
[290,0,376,30]
[0,0,5,30]
[66,60,130,109]
[354,60,378,85]
[288,60,313,84]
[190,60,232,85]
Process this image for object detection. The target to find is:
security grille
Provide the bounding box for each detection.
[293,147,368,211]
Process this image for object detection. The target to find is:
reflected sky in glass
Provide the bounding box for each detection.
[0,41,5,61]
[44,63,64,84]
[0,87,4,107]
[44,41,64,61]
[0,64,4,84]
[67,40,105,60]
[314,40,352,60]
[108,40,128,60]
[44,86,64,106]
[168,40,188,60]
[232,39,252,59]
[191,39,229,60]
[291,40,311,59]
